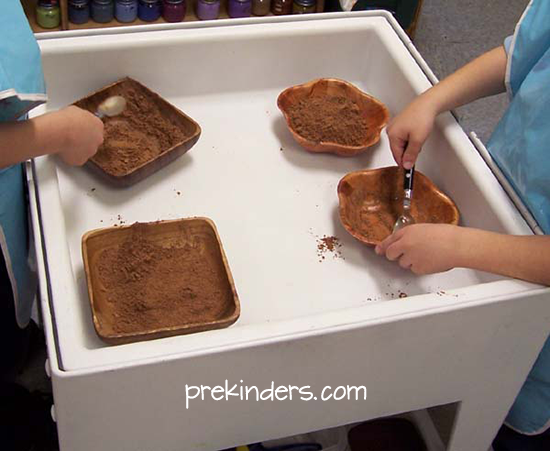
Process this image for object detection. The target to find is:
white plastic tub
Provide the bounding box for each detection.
[29,12,550,451]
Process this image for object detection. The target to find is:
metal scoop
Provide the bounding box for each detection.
[95,95,126,118]
[393,166,415,233]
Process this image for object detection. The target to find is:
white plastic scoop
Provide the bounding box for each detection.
[95,95,127,118]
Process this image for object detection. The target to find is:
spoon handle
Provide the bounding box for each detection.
[404,166,415,190]
[404,166,415,198]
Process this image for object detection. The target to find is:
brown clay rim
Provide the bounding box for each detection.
[277,78,390,157]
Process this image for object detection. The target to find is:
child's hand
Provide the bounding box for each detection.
[53,106,104,166]
[375,223,462,274]
[386,97,438,169]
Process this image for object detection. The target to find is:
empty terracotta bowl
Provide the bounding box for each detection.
[277,78,390,157]
[338,166,460,246]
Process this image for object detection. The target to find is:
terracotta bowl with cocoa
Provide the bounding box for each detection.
[277,78,390,157]
[74,77,201,187]
[82,218,240,345]
[338,166,460,246]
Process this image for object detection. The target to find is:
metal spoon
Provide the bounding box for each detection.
[393,166,416,233]
[95,95,127,118]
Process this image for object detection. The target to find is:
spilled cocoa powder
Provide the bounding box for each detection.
[316,235,343,262]
[91,88,188,176]
[95,224,233,335]
[287,95,369,146]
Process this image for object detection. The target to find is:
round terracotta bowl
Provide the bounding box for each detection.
[337,166,460,246]
[277,78,390,157]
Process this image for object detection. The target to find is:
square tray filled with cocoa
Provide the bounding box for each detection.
[74,77,201,187]
[82,218,240,345]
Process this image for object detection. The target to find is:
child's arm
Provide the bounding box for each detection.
[375,224,550,286]
[388,45,508,169]
[0,105,104,168]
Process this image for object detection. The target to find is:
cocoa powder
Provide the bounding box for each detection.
[95,224,233,335]
[287,95,369,146]
[92,88,188,176]
[316,235,343,261]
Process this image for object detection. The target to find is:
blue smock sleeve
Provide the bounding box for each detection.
[0,0,47,121]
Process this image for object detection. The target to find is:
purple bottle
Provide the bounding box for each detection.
[195,0,220,20]
[228,0,251,17]
[163,0,186,22]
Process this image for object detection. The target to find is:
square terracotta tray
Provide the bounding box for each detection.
[82,218,240,345]
[74,77,201,187]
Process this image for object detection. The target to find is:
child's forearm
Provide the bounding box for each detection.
[0,106,104,168]
[0,113,67,167]
[455,228,550,286]
[417,45,508,116]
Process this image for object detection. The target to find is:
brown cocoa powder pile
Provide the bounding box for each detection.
[316,235,343,261]
[95,224,233,335]
[319,236,338,252]
[92,88,188,176]
[287,95,369,146]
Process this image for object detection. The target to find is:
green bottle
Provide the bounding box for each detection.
[36,1,61,29]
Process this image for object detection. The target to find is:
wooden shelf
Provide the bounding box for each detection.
[22,0,325,33]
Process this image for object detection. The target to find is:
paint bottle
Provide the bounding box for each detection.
[163,0,186,22]
[91,0,115,23]
[36,0,61,29]
[292,0,315,13]
[271,0,292,15]
[228,0,251,17]
[115,0,138,22]
[138,0,162,21]
[195,0,220,20]
[252,0,270,16]
[68,0,90,24]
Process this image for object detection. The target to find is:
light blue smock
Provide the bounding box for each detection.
[487,0,550,435]
[0,1,47,328]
